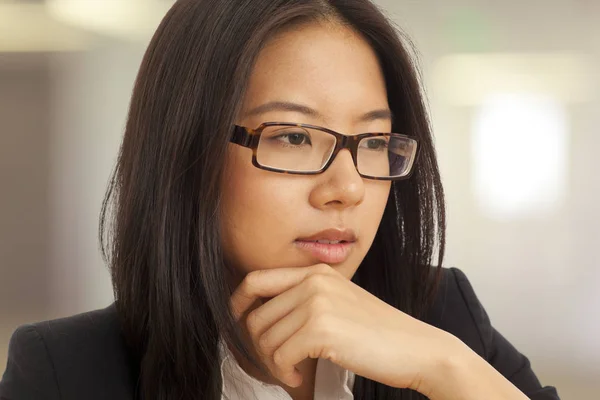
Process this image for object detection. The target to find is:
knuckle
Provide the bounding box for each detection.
[244,270,263,289]
[320,346,338,362]
[270,363,290,386]
[255,342,270,358]
[305,273,328,291]
[257,332,268,348]
[258,332,274,353]
[245,310,260,333]
[273,349,285,367]
[313,263,332,274]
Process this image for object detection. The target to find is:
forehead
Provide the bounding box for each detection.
[241,22,389,126]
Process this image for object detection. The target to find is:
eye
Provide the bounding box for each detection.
[361,138,388,150]
[274,131,312,146]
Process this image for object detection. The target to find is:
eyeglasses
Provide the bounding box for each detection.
[230,122,418,180]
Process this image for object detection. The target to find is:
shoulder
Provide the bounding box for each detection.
[0,304,136,400]
[425,267,561,399]
[424,267,490,357]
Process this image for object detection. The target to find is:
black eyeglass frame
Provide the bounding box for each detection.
[230,122,419,181]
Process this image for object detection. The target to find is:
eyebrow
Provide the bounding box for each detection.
[243,101,394,123]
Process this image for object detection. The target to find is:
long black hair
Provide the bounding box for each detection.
[99,0,446,399]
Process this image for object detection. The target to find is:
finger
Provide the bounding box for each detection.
[270,322,318,386]
[230,264,331,320]
[253,276,339,359]
[230,268,307,321]
[246,278,315,339]
[274,314,341,378]
[257,304,310,386]
[256,299,309,358]
[260,292,337,386]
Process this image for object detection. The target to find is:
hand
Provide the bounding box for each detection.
[229,263,458,395]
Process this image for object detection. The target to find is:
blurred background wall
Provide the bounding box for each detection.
[0,0,598,398]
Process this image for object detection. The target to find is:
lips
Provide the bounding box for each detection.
[295,228,356,264]
[296,229,357,243]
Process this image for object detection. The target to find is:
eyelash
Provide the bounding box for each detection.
[272,132,312,146]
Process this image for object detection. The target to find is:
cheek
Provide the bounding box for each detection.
[360,181,392,240]
[220,147,307,272]
[365,181,391,215]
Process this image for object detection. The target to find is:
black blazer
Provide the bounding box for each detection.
[0,268,560,399]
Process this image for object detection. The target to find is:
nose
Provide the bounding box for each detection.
[309,149,365,210]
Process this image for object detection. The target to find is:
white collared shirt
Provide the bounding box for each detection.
[219,340,355,400]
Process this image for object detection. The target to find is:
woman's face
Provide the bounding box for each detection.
[221,22,392,282]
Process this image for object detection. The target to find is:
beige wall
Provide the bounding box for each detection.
[0,55,52,357]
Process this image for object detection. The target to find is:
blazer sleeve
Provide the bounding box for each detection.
[449,268,560,400]
[0,324,61,400]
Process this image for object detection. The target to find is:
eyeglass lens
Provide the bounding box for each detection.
[255,125,415,178]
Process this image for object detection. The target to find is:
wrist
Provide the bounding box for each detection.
[424,334,474,400]
[424,335,529,400]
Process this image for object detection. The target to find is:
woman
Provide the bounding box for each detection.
[0,0,560,399]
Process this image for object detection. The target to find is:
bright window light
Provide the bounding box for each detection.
[472,93,569,219]
[46,0,173,40]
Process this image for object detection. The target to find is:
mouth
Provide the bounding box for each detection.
[294,229,357,264]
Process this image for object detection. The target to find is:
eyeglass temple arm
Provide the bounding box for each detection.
[230,125,252,148]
